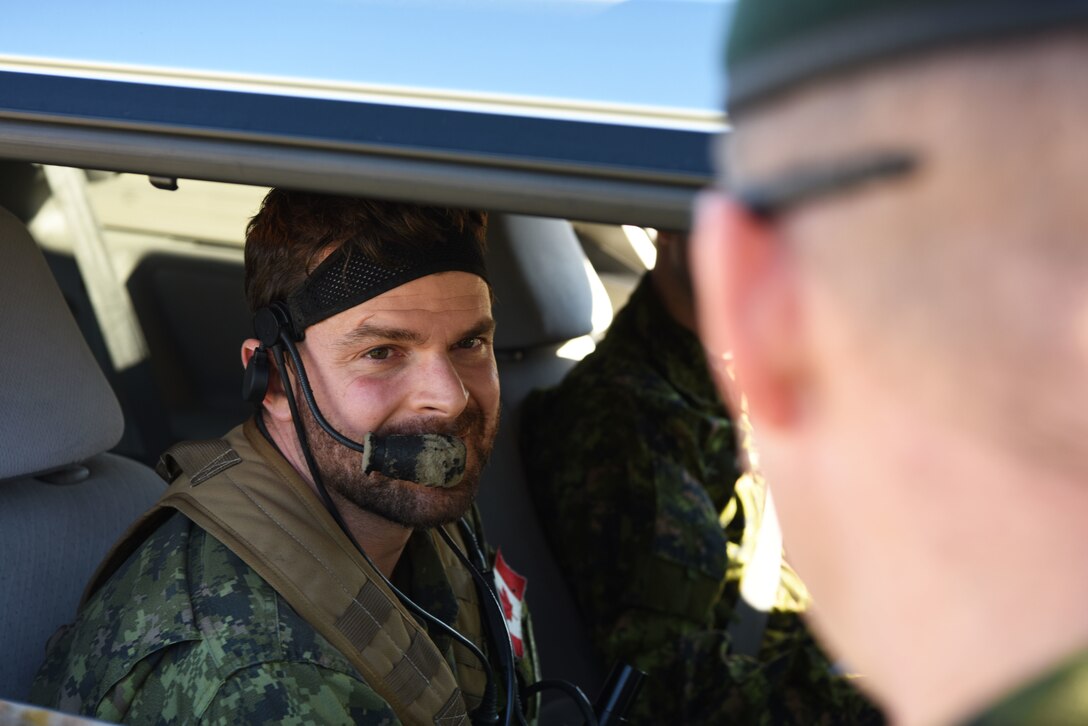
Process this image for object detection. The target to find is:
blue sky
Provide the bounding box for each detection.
[2,0,732,112]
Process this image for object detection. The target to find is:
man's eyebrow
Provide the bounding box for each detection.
[334,316,496,351]
[459,317,496,341]
[335,323,425,351]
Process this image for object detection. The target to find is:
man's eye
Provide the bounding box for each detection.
[457,337,483,350]
[364,347,392,360]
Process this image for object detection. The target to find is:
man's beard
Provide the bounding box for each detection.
[297,393,497,529]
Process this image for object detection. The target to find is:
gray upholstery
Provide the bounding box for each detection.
[0,455,165,699]
[479,215,605,711]
[488,215,596,350]
[0,208,164,701]
[0,207,123,480]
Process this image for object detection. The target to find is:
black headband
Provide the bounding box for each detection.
[283,235,488,336]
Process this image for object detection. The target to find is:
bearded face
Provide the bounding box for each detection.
[266,271,501,529]
[297,381,499,529]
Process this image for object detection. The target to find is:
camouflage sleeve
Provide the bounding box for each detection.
[528,394,884,724]
[196,661,400,726]
[634,622,881,726]
[533,397,736,723]
[598,454,730,658]
[600,501,733,725]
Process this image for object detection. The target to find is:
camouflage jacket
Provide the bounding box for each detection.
[31,444,533,725]
[964,649,1088,725]
[520,274,881,724]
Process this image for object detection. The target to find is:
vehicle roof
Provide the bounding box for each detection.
[0,0,734,229]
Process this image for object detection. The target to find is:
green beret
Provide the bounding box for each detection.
[726,0,1088,113]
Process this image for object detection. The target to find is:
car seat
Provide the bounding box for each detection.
[479,215,607,714]
[0,206,164,701]
[126,253,252,451]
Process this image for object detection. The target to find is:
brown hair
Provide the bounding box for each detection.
[244,189,487,312]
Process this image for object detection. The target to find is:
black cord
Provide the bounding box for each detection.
[522,680,598,726]
[455,515,490,574]
[448,518,525,726]
[280,336,368,453]
[453,519,532,726]
[437,524,526,726]
[271,336,500,724]
[271,345,341,517]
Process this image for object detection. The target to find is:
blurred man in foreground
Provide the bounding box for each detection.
[691,2,1088,723]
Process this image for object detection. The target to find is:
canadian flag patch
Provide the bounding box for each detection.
[492,548,528,658]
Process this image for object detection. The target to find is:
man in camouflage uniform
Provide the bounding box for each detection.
[32,191,536,724]
[521,232,880,723]
[691,1,1088,723]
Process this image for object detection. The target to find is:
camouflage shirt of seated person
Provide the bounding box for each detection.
[31,509,525,725]
[520,273,881,724]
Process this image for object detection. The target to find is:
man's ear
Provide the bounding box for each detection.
[240,338,292,422]
[690,192,803,430]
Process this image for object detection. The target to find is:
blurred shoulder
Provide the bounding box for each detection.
[967,650,1088,725]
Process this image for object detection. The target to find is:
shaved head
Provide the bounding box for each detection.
[728,30,1088,477]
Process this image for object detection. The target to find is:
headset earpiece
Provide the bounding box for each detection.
[253,302,293,348]
[244,302,297,404]
[241,346,270,403]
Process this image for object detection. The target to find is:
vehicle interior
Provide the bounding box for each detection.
[0,165,690,722]
[0,3,724,718]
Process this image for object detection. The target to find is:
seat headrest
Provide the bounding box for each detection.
[486,215,598,350]
[0,207,123,480]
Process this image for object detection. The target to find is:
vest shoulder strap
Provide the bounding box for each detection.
[88,422,479,726]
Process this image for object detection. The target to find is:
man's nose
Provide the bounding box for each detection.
[408,352,469,417]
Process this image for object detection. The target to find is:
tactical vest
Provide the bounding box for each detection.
[86,420,490,726]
